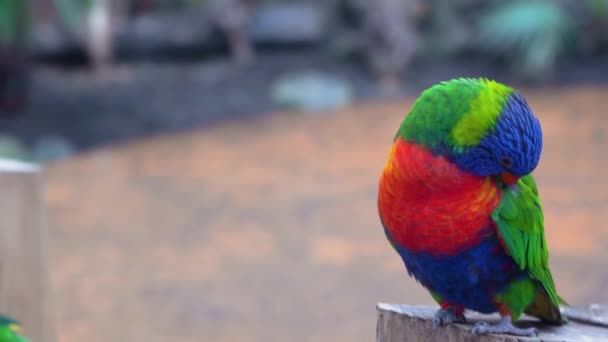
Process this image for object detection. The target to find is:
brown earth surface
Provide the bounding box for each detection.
[43,85,608,341]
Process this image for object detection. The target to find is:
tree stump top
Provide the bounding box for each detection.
[377,303,608,342]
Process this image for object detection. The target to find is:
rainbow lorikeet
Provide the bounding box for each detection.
[377,78,566,336]
[0,315,29,342]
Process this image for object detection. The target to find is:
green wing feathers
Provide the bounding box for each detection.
[492,174,566,323]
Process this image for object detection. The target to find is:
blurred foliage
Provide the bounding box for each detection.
[335,0,583,79]
[55,0,93,31]
[6,0,608,80]
[586,0,608,20]
[580,0,608,54]
[54,0,209,32]
[476,0,576,79]
[0,0,27,44]
[0,135,29,161]
[0,0,29,115]
[418,0,473,58]
[0,1,19,43]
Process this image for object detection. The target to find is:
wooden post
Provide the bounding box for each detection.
[0,159,56,342]
[377,303,608,342]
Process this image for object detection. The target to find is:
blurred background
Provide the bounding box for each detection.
[0,0,607,341]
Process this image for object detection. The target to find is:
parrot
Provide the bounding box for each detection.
[0,315,30,342]
[377,78,566,336]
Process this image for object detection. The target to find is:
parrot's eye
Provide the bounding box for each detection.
[500,156,513,169]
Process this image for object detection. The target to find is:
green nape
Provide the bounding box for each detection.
[395,78,513,152]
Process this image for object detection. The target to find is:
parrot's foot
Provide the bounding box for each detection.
[471,316,538,336]
[432,308,466,328]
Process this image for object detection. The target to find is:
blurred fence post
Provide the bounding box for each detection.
[0,159,56,342]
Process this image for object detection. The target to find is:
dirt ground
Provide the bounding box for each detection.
[42,83,608,341]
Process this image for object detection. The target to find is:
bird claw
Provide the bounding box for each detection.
[432,308,466,328]
[471,319,538,336]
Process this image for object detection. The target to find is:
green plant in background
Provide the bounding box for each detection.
[587,0,608,16]
[0,0,27,44]
[0,135,30,161]
[476,0,576,80]
[586,0,608,21]
[0,315,30,342]
[419,0,472,58]
[0,1,19,44]
[581,0,608,53]
[0,0,29,114]
[55,0,93,32]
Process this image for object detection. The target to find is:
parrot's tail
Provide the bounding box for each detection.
[524,287,567,325]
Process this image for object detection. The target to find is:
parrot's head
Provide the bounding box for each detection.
[450,88,543,185]
[397,78,543,186]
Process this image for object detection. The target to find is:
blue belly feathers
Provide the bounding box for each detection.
[390,233,527,313]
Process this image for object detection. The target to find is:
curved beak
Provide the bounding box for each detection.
[500,172,519,186]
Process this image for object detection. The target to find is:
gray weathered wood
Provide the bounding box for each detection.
[0,159,56,342]
[562,304,608,328]
[377,303,608,342]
